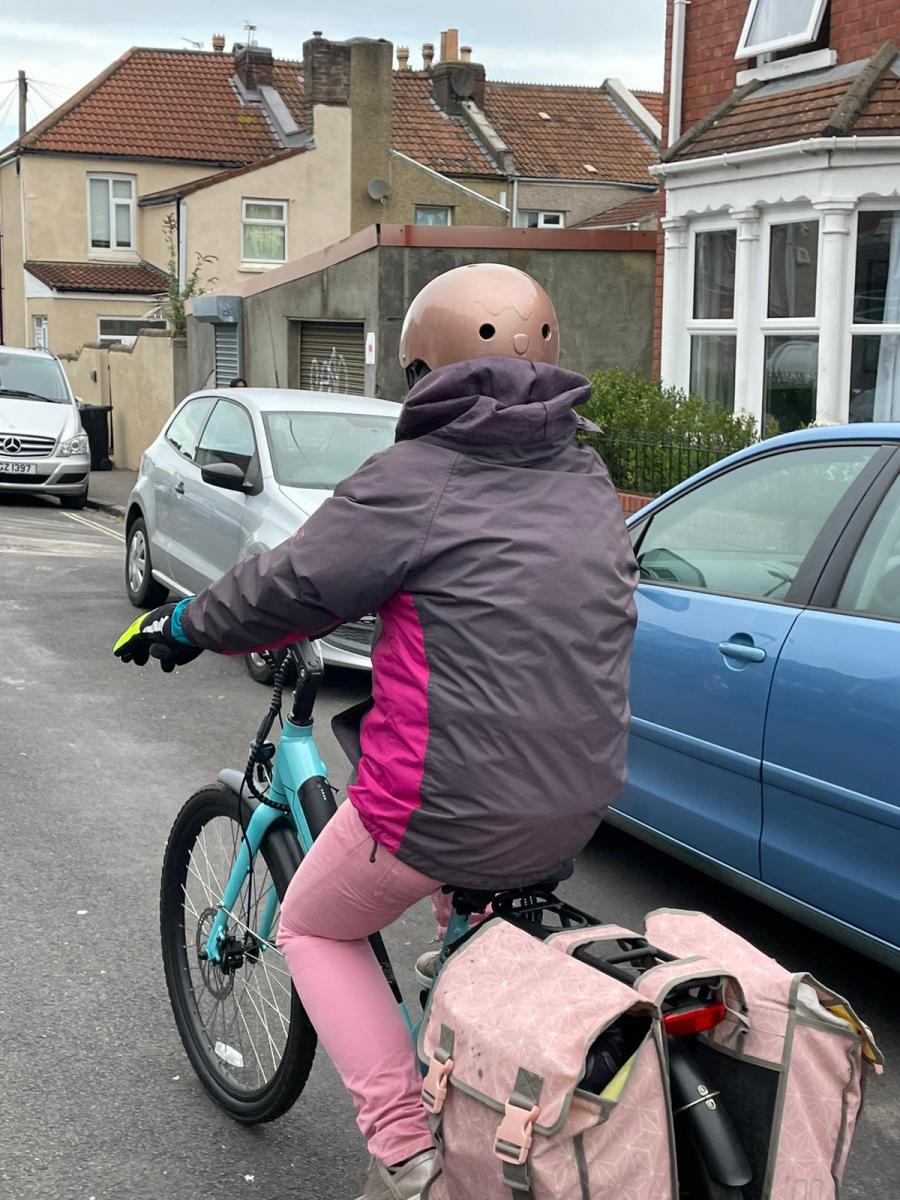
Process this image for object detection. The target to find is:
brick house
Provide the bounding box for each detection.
[0,29,659,358]
[655,0,900,431]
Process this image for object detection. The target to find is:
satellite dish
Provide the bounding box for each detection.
[451,68,475,98]
[367,177,390,201]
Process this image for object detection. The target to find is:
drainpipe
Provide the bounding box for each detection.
[511,176,519,228]
[669,0,690,147]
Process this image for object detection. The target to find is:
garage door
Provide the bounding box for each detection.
[214,324,241,386]
[298,321,365,395]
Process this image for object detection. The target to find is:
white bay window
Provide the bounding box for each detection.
[688,228,737,410]
[850,210,900,423]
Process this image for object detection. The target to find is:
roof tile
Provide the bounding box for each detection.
[25,259,169,293]
[574,192,660,229]
[20,49,303,165]
[392,73,658,183]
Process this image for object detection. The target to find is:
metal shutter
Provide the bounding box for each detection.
[299,321,365,395]
[214,324,240,386]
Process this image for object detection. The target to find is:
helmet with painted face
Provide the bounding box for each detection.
[398,263,559,384]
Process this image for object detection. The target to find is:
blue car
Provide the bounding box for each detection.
[614,425,900,969]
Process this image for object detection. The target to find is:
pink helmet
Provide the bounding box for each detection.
[399,263,559,378]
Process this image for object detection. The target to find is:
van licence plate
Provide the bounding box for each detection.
[2,462,37,474]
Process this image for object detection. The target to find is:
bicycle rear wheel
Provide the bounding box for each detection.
[160,784,316,1122]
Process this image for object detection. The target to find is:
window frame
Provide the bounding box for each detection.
[686,218,739,410]
[808,446,900,615]
[241,197,288,264]
[193,396,261,487]
[846,202,900,422]
[629,440,892,609]
[414,205,453,227]
[735,0,830,61]
[164,396,217,463]
[97,316,168,347]
[516,210,566,229]
[87,173,136,252]
[32,314,48,350]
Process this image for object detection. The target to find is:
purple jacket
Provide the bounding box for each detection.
[182,358,638,889]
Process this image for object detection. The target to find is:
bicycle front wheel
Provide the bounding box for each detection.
[160,784,316,1122]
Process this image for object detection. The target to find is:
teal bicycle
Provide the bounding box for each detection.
[159,640,750,1197]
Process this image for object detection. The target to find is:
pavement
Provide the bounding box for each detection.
[1,493,898,1200]
[87,467,137,518]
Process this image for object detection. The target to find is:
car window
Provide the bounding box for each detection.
[837,474,900,620]
[263,411,397,489]
[635,445,877,601]
[0,352,70,403]
[166,398,215,461]
[195,400,257,474]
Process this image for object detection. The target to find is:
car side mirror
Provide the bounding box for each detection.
[200,460,252,493]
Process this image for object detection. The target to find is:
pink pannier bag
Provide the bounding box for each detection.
[417,918,678,1200]
[417,910,882,1199]
[643,910,883,1200]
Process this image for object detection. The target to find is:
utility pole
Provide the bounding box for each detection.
[18,70,27,138]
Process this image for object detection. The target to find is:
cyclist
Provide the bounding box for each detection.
[115,263,638,1200]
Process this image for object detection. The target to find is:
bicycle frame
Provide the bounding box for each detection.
[204,643,329,966]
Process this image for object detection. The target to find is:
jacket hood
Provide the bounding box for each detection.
[396,358,592,459]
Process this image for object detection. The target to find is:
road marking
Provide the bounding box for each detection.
[61,510,125,543]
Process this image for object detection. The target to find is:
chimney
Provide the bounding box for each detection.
[234,43,274,90]
[430,30,485,114]
[397,46,410,70]
[211,33,226,54]
[422,42,435,70]
[439,28,460,63]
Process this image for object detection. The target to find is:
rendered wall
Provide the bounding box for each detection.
[60,331,187,470]
[27,296,160,358]
[0,160,26,345]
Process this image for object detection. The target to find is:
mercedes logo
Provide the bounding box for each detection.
[0,436,23,455]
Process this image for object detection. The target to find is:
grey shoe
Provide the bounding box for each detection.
[414,950,440,988]
[358,1149,436,1200]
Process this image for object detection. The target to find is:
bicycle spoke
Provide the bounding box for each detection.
[175,810,297,1095]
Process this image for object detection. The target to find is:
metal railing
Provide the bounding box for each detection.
[583,430,746,498]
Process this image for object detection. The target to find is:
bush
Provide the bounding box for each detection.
[579,369,758,495]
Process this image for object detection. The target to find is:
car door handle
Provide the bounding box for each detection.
[174,481,185,495]
[718,640,766,664]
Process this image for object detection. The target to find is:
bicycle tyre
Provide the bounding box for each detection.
[160,783,316,1123]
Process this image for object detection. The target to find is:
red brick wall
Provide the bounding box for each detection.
[651,0,900,376]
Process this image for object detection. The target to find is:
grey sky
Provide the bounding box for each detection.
[0,2,665,148]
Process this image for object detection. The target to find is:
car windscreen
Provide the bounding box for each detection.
[263,410,397,489]
[0,353,70,403]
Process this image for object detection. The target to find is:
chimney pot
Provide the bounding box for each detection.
[212,33,226,54]
[439,28,460,63]
[397,45,410,70]
[422,42,435,69]
[460,45,472,62]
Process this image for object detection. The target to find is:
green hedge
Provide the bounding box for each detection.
[579,370,758,495]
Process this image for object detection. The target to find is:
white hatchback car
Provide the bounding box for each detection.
[0,346,91,507]
[124,387,399,677]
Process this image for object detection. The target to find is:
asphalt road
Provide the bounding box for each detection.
[1,494,897,1200]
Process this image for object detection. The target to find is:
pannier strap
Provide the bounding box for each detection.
[422,1025,455,1116]
[494,1067,544,1200]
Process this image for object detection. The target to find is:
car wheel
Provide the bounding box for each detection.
[244,650,296,686]
[126,516,168,608]
[59,489,88,510]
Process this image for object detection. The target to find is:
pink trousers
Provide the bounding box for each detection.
[277,800,444,1165]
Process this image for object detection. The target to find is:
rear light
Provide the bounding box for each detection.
[664,1001,727,1036]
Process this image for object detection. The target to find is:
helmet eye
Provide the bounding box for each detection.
[479,323,496,340]
[541,323,552,340]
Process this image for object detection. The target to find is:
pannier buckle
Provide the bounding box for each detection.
[421,1055,454,1115]
[494,1102,541,1166]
